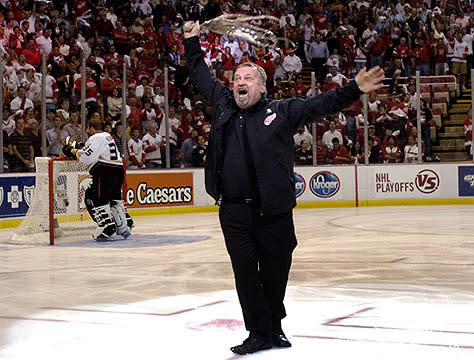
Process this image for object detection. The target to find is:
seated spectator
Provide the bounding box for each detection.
[368,124,382,148]
[367,136,381,164]
[322,73,339,92]
[350,139,364,164]
[322,119,342,149]
[294,125,313,149]
[294,139,313,165]
[314,136,328,164]
[382,135,401,163]
[327,137,350,164]
[192,134,207,167]
[293,75,308,98]
[326,48,341,69]
[268,77,288,99]
[374,102,392,141]
[389,107,408,149]
[282,47,302,82]
[404,134,420,163]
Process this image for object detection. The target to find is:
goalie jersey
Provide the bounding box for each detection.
[77,132,123,169]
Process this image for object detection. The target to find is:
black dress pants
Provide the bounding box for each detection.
[219,199,297,339]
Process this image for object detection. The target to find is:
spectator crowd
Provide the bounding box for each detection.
[1,0,470,173]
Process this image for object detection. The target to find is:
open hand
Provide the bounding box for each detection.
[183,21,200,39]
[355,66,385,94]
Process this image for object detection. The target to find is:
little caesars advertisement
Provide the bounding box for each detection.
[126,172,194,208]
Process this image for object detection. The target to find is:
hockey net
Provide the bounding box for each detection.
[10,157,96,245]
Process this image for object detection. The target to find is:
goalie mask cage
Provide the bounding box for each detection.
[11,157,126,245]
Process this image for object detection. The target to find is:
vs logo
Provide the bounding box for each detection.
[415,169,439,194]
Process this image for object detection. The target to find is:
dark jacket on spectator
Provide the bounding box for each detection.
[184,36,362,216]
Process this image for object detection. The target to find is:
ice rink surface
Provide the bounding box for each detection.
[0,205,473,359]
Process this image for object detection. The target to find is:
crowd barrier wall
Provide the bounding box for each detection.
[2,163,474,229]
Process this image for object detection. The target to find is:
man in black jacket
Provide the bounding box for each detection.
[183,22,384,355]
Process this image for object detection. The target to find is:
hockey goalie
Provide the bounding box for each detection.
[62,118,133,241]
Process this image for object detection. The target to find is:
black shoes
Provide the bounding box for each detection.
[230,336,273,355]
[272,330,292,348]
[230,332,292,355]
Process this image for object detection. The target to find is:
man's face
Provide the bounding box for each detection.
[149,123,157,134]
[16,118,25,131]
[233,65,265,109]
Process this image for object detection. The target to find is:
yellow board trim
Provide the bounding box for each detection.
[2,199,474,230]
[0,219,23,229]
[295,201,355,208]
[358,198,474,207]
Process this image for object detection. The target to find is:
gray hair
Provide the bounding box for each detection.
[235,62,267,84]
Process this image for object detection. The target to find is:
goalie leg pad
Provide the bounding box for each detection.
[85,186,99,224]
[111,200,132,238]
[91,204,116,239]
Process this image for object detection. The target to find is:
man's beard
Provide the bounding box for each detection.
[234,93,250,108]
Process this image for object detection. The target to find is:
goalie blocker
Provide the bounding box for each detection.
[62,119,133,241]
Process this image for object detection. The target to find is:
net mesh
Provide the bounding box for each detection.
[10,157,96,245]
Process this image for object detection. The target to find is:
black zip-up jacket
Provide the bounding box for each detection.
[184,36,363,216]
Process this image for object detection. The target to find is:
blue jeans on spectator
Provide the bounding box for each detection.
[145,162,162,168]
[416,63,430,76]
[370,55,384,69]
[345,115,357,142]
[355,62,366,73]
[422,125,432,158]
[161,143,176,168]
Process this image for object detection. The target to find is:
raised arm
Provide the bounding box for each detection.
[183,21,229,106]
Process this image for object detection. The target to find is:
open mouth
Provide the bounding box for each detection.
[238,88,248,97]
